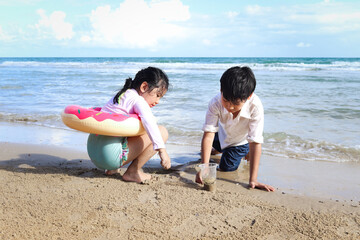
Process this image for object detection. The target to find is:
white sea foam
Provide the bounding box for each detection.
[2,59,360,72]
[264,132,360,163]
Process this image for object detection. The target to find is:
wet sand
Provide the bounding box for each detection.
[0,142,359,239]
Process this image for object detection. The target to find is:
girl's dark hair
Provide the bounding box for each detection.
[113,67,169,104]
[220,66,256,103]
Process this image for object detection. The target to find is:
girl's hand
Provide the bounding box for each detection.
[159,149,171,169]
[249,180,275,192]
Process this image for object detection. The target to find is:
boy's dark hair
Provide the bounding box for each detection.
[113,66,169,104]
[220,66,256,103]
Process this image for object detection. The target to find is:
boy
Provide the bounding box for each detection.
[196,66,275,192]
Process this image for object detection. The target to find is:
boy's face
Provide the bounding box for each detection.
[221,94,247,114]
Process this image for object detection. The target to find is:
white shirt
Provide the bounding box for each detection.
[101,89,165,150]
[202,93,264,149]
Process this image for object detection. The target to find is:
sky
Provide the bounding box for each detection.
[0,0,359,57]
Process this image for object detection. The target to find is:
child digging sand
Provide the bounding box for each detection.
[196,66,275,192]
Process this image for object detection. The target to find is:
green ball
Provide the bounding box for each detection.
[87,134,125,170]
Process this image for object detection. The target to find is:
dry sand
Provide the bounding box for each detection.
[0,142,359,239]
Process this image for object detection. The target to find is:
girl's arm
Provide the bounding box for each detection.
[134,98,171,169]
[134,98,165,150]
[158,148,171,169]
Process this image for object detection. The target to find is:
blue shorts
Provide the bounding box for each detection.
[87,134,129,170]
[212,133,249,172]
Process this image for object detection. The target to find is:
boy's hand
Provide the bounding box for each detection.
[195,172,203,184]
[249,180,275,192]
[159,149,171,170]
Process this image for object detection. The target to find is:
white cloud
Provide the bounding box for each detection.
[0,0,42,6]
[82,0,191,49]
[202,39,212,46]
[289,12,360,25]
[317,12,360,24]
[286,3,360,33]
[35,9,74,40]
[0,25,13,41]
[80,35,91,43]
[226,11,238,19]
[297,42,311,48]
[267,23,288,29]
[246,5,270,15]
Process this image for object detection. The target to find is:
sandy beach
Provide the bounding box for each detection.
[1,4,360,239]
[0,141,359,239]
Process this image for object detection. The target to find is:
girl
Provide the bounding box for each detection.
[89,67,171,183]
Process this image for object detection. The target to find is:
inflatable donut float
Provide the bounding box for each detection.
[61,105,145,137]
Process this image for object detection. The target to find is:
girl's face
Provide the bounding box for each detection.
[139,82,166,108]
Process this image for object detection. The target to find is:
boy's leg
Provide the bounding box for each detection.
[219,143,249,172]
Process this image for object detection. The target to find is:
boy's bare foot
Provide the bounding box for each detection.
[211,147,222,156]
[122,170,152,184]
[105,168,121,175]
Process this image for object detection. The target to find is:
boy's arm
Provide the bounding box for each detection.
[201,132,215,164]
[248,142,275,192]
[196,132,215,184]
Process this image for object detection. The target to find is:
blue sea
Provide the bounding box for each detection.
[0,57,359,164]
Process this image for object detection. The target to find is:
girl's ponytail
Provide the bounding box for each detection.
[113,78,133,104]
[112,67,169,105]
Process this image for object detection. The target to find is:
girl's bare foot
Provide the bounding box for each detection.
[105,168,121,176]
[122,170,151,183]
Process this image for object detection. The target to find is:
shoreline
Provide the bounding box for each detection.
[0,121,359,202]
[1,135,359,202]
[0,141,359,239]
[1,140,360,203]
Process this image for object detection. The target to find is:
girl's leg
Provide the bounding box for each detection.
[105,133,153,176]
[122,126,168,183]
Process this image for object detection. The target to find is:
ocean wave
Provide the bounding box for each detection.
[0,85,24,90]
[263,132,360,163]
[293,107,360,120]
[128,61,360,72]
[1,58,360,72]
[0,60,112,69]
[0,112,64,129]
[1,110,358,164]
